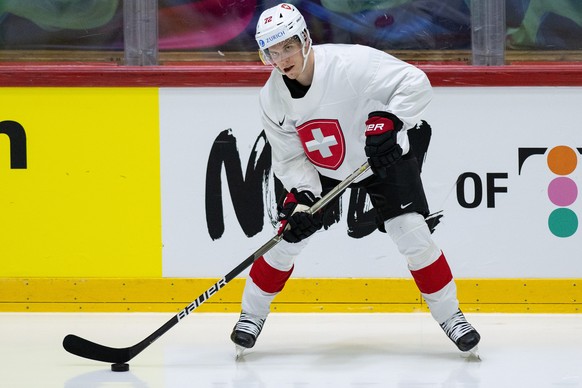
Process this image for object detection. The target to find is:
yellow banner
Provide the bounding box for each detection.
[0,88,161,277]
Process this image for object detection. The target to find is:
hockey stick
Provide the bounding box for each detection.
[63,161,370,365]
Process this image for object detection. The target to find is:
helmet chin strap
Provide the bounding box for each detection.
[299,40,312,74]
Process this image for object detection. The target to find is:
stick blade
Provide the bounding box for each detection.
[63,334,132,364]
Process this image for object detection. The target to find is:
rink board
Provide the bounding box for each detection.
[1,65,581,312]
[0,278,579,313]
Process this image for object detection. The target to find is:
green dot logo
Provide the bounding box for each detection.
[547,146,578,238]
[548,208,578,238]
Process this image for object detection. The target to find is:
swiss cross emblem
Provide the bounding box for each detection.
[296,119,345,170]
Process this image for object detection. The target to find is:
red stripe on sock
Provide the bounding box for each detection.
[249,256,294,293]
[410,253,453,294]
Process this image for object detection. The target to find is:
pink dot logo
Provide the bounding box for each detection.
[548,177,578,207]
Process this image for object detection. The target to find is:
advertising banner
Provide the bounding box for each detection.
[3,86,580,279]
[160,87,582,278]
[0,88,161,277]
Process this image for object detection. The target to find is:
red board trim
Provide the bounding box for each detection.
[1,63,582,87]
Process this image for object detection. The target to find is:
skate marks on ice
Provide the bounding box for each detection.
[2,313,582,387]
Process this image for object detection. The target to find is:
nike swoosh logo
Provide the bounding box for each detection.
[278,116,285,126]
[400,202,413,209]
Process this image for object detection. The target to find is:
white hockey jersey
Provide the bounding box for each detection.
[259,43,432,196]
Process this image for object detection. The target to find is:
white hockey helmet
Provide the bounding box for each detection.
[255,3,311,66]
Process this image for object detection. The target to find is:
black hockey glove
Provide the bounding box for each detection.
[277,188,323,243]
[364,111,404,179]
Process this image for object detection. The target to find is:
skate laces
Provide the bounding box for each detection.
[234,312,265,338]
[440,309,474,342]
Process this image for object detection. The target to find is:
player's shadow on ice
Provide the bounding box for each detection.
[237,342,482,385]
[240,340,475,364]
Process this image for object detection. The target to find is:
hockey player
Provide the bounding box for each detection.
[231,3,480,356]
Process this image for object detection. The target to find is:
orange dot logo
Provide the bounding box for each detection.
[547,145,577,175]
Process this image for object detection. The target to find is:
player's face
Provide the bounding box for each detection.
[267,38,304,78]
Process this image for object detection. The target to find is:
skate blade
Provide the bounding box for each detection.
[235,345,246,360]
[462,346,481,362]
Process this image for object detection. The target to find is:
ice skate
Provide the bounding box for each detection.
[440,309,481,358]
[230,312,266,360]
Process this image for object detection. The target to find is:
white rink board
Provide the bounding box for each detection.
[160,87,582,278]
